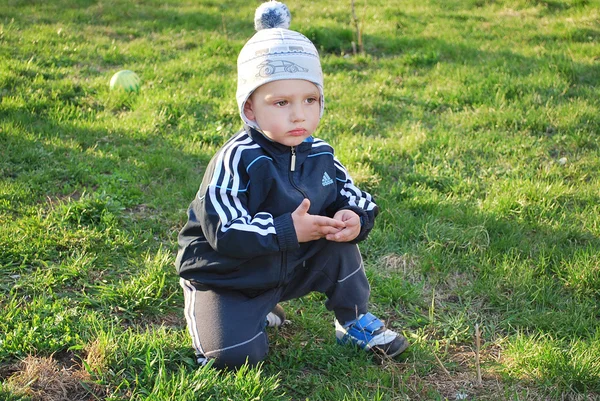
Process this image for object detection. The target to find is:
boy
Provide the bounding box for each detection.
[175,1,408,369]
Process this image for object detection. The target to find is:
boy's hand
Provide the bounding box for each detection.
[292,199,346,243]
[326,209,361,242]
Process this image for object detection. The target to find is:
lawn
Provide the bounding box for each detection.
[1,0,599,400]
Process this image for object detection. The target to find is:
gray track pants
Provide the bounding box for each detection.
[180,241,370,369]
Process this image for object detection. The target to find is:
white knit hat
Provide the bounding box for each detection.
[236,1,324,128]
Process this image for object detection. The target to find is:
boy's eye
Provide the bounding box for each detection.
[275,100,288,106]
[306,97,318,104]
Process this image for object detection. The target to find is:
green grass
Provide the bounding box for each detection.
[1,0,599,399]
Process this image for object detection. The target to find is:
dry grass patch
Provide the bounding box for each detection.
[379,253,426,284]
[381,253,420,273]
[4,354,105,401]
[425,343,600,401]
[416,343,528,400]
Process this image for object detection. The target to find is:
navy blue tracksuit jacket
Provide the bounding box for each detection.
[176,126,379,292]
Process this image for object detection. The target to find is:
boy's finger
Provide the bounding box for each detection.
[326,232,345,242]
[345,217,360,227]
[320,225,342,236]
[314,216,345,228]
[299,199,311,213]
[293,198,311,215]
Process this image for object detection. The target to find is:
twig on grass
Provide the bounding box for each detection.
[221,14,228,39]
[475,323,483,386]
[433,351,452,379]
[350,0,364,55]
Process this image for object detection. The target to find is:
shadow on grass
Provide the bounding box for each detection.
[316,29,598,140]
[372,164,600,325]
[1,104,213,198]
[0,97,210,355]
[0,0,253,37]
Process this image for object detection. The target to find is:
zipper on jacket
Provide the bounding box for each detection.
[288,146,308,198]
[290,146,296,171]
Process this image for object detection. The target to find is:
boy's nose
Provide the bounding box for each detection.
[291,104,305,122]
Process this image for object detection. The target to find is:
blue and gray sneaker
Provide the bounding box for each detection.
[335,313,409,358]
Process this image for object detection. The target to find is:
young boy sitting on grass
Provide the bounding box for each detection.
[175,1,409,369]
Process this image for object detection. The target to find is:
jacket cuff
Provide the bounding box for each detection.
[274,212,299,251]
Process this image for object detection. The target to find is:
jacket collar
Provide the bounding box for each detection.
[246,125,313,155]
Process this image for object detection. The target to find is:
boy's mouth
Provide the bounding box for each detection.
[288,128,307,136]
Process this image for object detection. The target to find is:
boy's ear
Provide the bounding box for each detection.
[243,99,256,121]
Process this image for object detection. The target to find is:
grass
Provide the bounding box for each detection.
[1,0,599,399]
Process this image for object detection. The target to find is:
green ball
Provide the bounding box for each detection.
[109,70,141,92]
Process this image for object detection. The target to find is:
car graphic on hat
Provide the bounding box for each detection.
[256,60,308,77]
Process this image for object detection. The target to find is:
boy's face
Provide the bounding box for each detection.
[243,79,321,147]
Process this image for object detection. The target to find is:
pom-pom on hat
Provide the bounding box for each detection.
[254,1,291,30]
[237,1,324,128]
